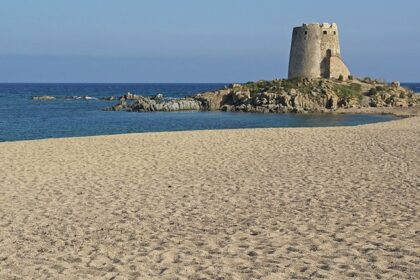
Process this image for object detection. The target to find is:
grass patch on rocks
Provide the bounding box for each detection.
[333,83,363,101]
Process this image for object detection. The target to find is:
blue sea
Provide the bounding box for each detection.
[0,83,418,142]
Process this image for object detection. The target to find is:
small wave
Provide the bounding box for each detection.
[65,96,98,100]
[83,96,98,100]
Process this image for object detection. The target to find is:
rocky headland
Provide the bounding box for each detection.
[106,78,420,116]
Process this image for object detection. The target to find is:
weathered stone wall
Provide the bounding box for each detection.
[288,23,350,80]
[288,24,322,79]
[319,23,341,59]
[329,57,351,80]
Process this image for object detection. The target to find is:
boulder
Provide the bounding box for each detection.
[126,92,135,100]
[101,96,118,101]
[194,90,231,110]
[153,93,164,101]
[360,96,371,107]
[221,105,233,112]
[226,83,241,89]
[277,95,291,107]
[289,89,297,95]
[391,81,400,88]
[232,90,251,103]
[121,92,144,101]
[110,100,128,111]
[392,99,408,107]
[261,92,277,102]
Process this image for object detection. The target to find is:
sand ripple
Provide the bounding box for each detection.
[0,117,419,279]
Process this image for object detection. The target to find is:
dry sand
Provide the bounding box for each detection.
[0,117,419,279]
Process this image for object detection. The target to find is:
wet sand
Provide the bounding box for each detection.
[0,116,419,279]
[335,106,420,117]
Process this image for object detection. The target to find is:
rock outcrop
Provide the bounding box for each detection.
[106,78,420,114]
[106,94,202,112]
[32,95,99,101]
[32,96,56,101]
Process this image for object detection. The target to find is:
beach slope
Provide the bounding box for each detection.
[1,117,419,279]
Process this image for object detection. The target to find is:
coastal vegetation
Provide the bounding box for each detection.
[333,83,363,101]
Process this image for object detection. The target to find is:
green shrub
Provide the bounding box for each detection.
[281,78,300,89]
[367,87,377,96]
[375,86,386,92]
[334,83,363,100]
[338,74,344,81]
[363,77,374,84]
[348,75,354,80]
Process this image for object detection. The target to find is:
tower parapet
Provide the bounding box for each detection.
[288,22,350,80]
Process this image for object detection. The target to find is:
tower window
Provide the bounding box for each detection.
[334,31,337,35]
[323,31,327,35]
[305,31,308,35]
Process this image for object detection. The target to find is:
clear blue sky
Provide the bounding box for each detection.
[0,0,419,82]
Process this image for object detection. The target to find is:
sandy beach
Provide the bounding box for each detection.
[0,116,419,279]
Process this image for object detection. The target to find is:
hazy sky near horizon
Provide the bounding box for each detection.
[0,0,419,82]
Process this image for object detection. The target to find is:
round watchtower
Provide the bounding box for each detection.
[288,23,350,80]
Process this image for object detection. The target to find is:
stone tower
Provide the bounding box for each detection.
[288,23,350,80]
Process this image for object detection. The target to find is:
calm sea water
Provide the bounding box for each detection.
[0,83,418,142]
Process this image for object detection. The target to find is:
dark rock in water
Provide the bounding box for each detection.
[100,96,118,101]
[115,92,141,101]
[125,92,137,100]
[32,96,56,101]
[121,92,145,101]
[32,95,102,101]
[109,100,129,111]
[66,96,97,100]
